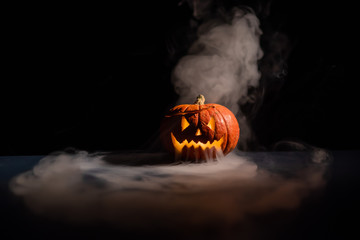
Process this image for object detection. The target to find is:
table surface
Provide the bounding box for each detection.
[1,151,359,240]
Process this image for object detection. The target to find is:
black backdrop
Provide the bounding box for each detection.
[2,0,357,155]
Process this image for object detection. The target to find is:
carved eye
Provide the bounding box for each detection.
[181,116,190,131]
[207,117,215,130]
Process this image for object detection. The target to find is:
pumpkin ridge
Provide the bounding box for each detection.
[215,107,230,153]
[182,104,191,113]
[164,106,216,117]
[197,103,200,128]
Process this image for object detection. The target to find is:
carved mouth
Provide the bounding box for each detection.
[171,132,224,154]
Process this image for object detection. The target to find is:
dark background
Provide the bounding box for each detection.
[1,2,359,239]
[1,0,357,155]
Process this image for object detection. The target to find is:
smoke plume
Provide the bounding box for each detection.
[172,8,263,149]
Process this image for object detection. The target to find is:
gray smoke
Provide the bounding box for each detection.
[10,150,330,239]
[172,8,263,149]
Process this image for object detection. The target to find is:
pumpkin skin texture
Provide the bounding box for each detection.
[161,95,240,161]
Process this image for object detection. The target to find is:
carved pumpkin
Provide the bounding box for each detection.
[161,95,240,161]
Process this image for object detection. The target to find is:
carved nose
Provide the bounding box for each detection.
[195,128,202,136]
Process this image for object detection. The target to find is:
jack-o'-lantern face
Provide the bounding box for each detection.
[170,115,224,157]
[161,95,240,161]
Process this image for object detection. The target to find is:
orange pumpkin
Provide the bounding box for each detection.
[161,95,240,161]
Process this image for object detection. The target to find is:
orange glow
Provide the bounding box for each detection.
[195,129,202,136]
[171,132,224,154]
[181,116,190,131]
[207,117,215,130]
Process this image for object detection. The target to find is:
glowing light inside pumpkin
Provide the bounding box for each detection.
[171,132,224,154]
[181,116,190,131]
[195,129,202,136]
[207,117,215,130]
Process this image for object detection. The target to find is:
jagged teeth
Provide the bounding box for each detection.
[171,133,224,153]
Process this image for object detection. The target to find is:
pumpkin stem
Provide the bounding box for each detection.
[194,94,205,105]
